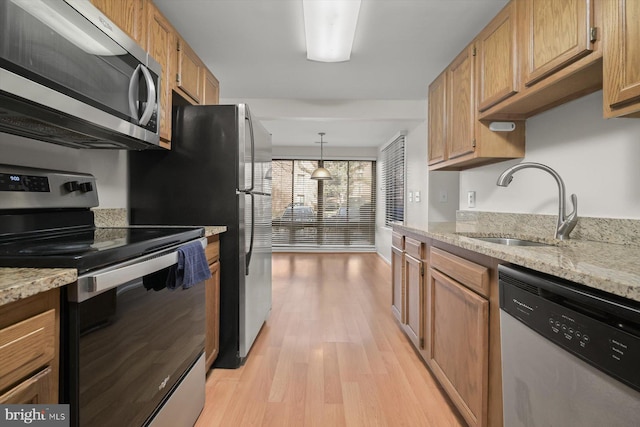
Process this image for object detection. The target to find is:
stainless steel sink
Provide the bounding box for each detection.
[470,237,552,247]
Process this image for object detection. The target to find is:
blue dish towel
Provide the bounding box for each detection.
[166,241,211,290]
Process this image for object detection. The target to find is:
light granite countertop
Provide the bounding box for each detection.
[0,268,77,307]
[396,222,640,303]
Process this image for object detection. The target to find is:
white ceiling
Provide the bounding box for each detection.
[154,0,509,148]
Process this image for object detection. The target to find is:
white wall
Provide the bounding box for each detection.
[375,122,459,263]
[459,91,640,218]
[0,133,128,208]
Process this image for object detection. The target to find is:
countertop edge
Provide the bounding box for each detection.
[0,268,77,307]
[395,224,640,303]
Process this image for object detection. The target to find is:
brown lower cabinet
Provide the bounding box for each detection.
[0,288,59,404]
[391,229,501,427]
[205,235,221,370]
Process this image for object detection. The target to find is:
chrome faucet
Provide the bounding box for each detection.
[496,162,578,240]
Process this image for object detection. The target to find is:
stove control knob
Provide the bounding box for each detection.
[64,181,80,192]
[79,182,94,192]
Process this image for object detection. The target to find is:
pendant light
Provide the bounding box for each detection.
[311,132,332,180]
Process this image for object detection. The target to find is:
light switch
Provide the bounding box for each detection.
[408,191,413,202]
[415,191,421,202]
[439,190,448,203]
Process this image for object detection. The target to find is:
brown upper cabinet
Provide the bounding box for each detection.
[203,69,221,105]
[147,2,175,148]
[521,0,595,87]
[428,42,525,171]
[476,1,518,112]
[176,37,204,104]
[603,0,640,118]
[90,0,147,47]
[427,71,447,165]
[477,0,602,121]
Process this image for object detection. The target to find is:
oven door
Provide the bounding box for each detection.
[65,239,206,427]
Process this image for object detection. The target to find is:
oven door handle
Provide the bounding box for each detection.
[75,238,207,301]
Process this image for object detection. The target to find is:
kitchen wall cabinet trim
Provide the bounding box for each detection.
[476,1,519,112]
[603,0,640,118]
[430,247,489,297]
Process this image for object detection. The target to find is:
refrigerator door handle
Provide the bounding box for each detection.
[244,110,256,193]
[245,192,255,275]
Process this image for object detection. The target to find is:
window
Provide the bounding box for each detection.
[272,159,376,249]
[382,134,405,227]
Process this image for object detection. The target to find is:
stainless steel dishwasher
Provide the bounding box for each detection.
[498,265,640,427]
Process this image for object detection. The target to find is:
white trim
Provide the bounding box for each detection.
[379,130,407,152]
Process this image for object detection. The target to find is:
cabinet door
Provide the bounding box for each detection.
[147,4,174,147]
[428,268,489,427]
[177,38,204,104]
[476,1,518,112]
[447,44,475,160]
[428,71,447,165]
[205,261,221,369]
[91,0,147,47]
[203,70,220,105]
[404,254,424,349]
[603,0,640,117]
[391,246,404,323]
[0,367,53,404]
[522,0,594,87]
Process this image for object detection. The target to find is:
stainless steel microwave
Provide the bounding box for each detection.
[0,0,162,149]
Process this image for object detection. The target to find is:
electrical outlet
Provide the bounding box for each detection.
[415,191,421,202]
[467,191,476,208]
[439,190,448,203]
[408,191,413,202]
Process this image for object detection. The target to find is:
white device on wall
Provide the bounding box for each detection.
[489,122,516,132]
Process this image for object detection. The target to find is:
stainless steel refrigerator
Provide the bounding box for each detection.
[128,104,272,368]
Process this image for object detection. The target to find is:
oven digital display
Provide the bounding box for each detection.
[0,173,50,192]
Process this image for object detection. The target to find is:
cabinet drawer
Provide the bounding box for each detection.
[205,238,220,264]
[392,232,405,250]
[0,310,55,393]
[0,367,53,404]
[405,237,424,259]
[430,247,489,297]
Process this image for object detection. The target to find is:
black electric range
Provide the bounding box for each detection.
[0,164,208,427]
[0,164,204,273]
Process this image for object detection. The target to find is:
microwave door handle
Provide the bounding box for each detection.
[128,64,143,122]
[138,65,157,126]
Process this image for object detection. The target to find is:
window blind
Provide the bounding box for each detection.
[272,159,376,249]
[382,135,405,227]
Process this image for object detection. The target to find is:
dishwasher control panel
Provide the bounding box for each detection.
[499,265,640,393]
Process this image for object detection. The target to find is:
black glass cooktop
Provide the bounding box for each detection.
[0,226,204,274]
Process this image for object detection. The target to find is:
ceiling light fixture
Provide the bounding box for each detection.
[303,0,362,62]
[311,132,332,180]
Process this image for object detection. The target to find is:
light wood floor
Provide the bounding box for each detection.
[196,253,464,426]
